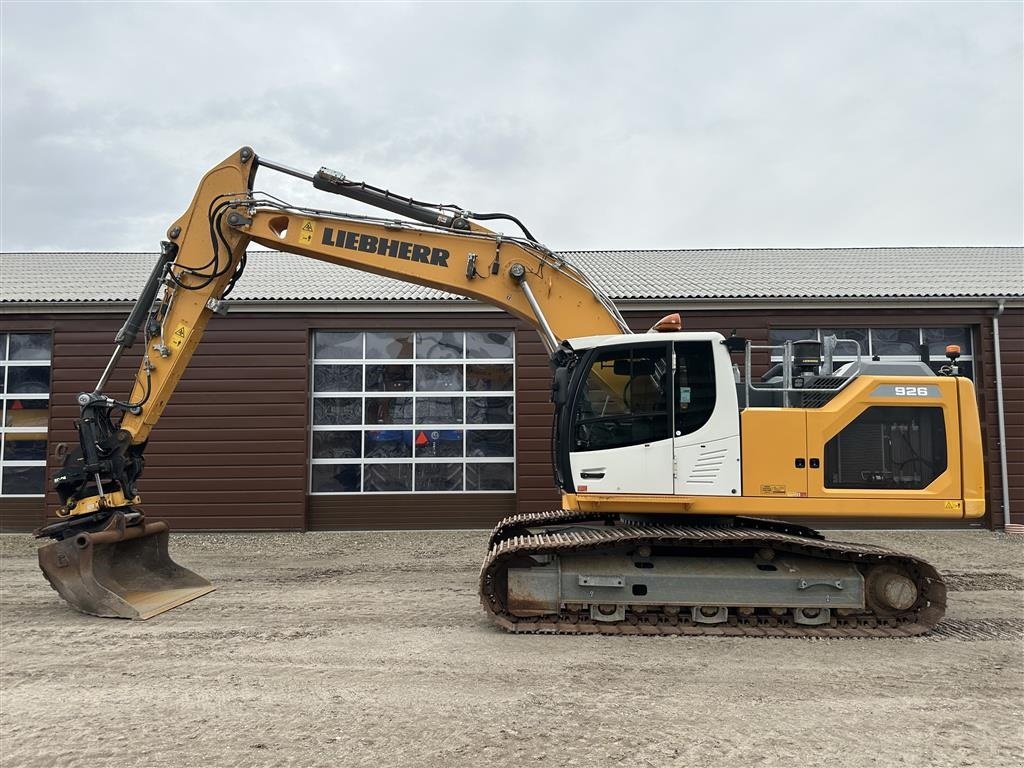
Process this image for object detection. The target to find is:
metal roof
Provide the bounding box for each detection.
[1,247,1020,305]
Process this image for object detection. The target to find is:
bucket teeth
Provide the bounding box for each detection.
[37,517,214,620]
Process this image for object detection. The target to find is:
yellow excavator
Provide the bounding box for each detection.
[35,147,985,636]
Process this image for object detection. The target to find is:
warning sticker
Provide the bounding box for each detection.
[944,501,963,511]
[299,219,315,244]
[760,484,787,496]
[170,322,189,350]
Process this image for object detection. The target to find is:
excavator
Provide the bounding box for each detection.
[35,147,985,636]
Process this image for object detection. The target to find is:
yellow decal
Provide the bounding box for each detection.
[760,484,787,496]
[170,322,189,350]
[944,501,963,511]
[299,219,315,244]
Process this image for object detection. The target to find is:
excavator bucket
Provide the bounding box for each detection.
[37,518,214,619]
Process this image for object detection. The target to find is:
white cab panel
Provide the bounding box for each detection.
[569,438,674,495]
[674,435,741,496]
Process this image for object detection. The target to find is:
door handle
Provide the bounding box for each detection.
[580,471,606,479]
[809,458,820,469]
[794,458,806,468]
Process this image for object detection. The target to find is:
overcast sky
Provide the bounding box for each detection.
[1,2,1021,253]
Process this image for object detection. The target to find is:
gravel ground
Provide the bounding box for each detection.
[1,529,1022,768]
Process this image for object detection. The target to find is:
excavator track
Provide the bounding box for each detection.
[479,511,946,637]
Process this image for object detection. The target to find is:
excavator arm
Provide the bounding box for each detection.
[35,146,630,618]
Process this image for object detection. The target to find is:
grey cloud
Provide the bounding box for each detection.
[1,2,1020,252]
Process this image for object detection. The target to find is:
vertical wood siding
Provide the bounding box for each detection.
[2,303,1019,531]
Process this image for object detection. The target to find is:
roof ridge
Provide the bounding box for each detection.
[3,245,1023,257]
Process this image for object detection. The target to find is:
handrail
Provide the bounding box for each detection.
[743,338,864,408]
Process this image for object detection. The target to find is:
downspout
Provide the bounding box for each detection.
[992,300,1012,529]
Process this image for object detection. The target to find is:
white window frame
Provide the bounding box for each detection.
[309,330,516,494]
[1,333,51,497]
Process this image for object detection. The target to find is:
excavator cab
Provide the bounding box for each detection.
[553,333,740,497]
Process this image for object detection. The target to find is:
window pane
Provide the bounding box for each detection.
[7,367,50,394]
[311,464,361,493]
[572,345,670,452]
[315,331,362,360]
[871,328,920,356]
[923,327,971,357]
[821,328,868,357]
[3,432,47,461]
[466,331,513,359]
[466,462,514,491]
[416,332,463,359]
[416,364,463,392]
[4,399,48,428]
[0,333,7,360]
[415,429,463,457]
[364,463,412,492]
[364,430,412,458]
[312,431,361,459]
[366,332,413,359]
[466,429,514,457]
[415,397,463,424]
[365,397,413,425]
[366,364,413,392]
[8,333,50,361]
[1,465,45,495]
[467,397,514,424]
[313,364,362,392]
[675,341,717,437]
[769,329,817,347]
[416,463,463,491]
[313,397,361,426]
[467,364,514,392]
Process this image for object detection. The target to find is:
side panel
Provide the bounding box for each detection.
[674,437,741,496]
[958,377,986,518]
[741,409,808,498]
[805,376,963,508]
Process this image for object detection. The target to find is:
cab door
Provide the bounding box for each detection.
[672,340,742,496]
[567,342,674,495]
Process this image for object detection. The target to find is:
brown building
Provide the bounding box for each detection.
[1,247,1021,532]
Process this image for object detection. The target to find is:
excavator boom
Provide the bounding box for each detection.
[34,147,629,618]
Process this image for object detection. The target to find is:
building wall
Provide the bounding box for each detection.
[1,303,1020,531]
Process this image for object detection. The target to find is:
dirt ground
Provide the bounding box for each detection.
[1,529,1021,768]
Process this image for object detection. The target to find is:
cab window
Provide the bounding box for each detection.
[674,341,716,436]
[573,345,670,452]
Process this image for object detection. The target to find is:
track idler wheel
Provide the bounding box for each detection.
[36,511,214,619]
[865,565,920,616]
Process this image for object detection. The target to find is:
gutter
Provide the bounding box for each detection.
[992,300,1013,529]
